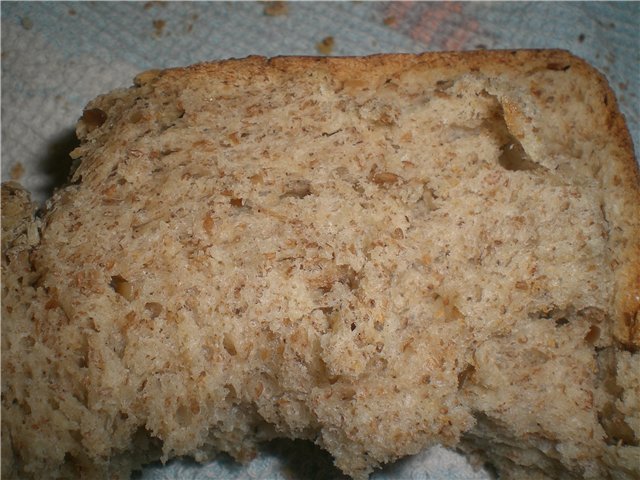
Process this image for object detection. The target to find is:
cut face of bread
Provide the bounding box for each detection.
[1,50,639,480]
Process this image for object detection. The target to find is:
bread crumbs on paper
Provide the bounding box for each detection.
[316,36,334,55]
[264,1,288,16]
[153,19,166,36]
[383,16,397,26]
[20,16,33,30]
[9,163,24,181]
[144,1,167,10]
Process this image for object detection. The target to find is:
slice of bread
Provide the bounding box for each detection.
[2,50,639,480]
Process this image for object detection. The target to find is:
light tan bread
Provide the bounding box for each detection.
[2,50,639,479]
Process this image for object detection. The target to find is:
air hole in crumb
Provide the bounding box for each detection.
[350,322,356,331]
[482,462,499,478]
[391,227,404,239]
[110,275,133,301]
[281,180,311,199]
[144,302,162,318]
[435,79,454,90]
[372,171,401,186]
[457,364,475,388]
[599,402,638,446]
[585,325,601,344]
[498,139,538,171]
[176,405,190,426]
[319,306,334,315]
[340,387,356,400]
[343,267,359,291]
[223,335,237,356]
[129,110,144,123]
[225,383,238,399]
[82,108,107,132]
[546,62,571,71]
[555,317,569,327]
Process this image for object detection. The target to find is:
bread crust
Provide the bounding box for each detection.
[2,50,639,479]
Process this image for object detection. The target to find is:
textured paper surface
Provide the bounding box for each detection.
[2,2,638,479]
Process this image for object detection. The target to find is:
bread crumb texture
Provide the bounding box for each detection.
[2,50,639,479]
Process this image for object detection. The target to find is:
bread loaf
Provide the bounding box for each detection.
[2,50,639,479]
